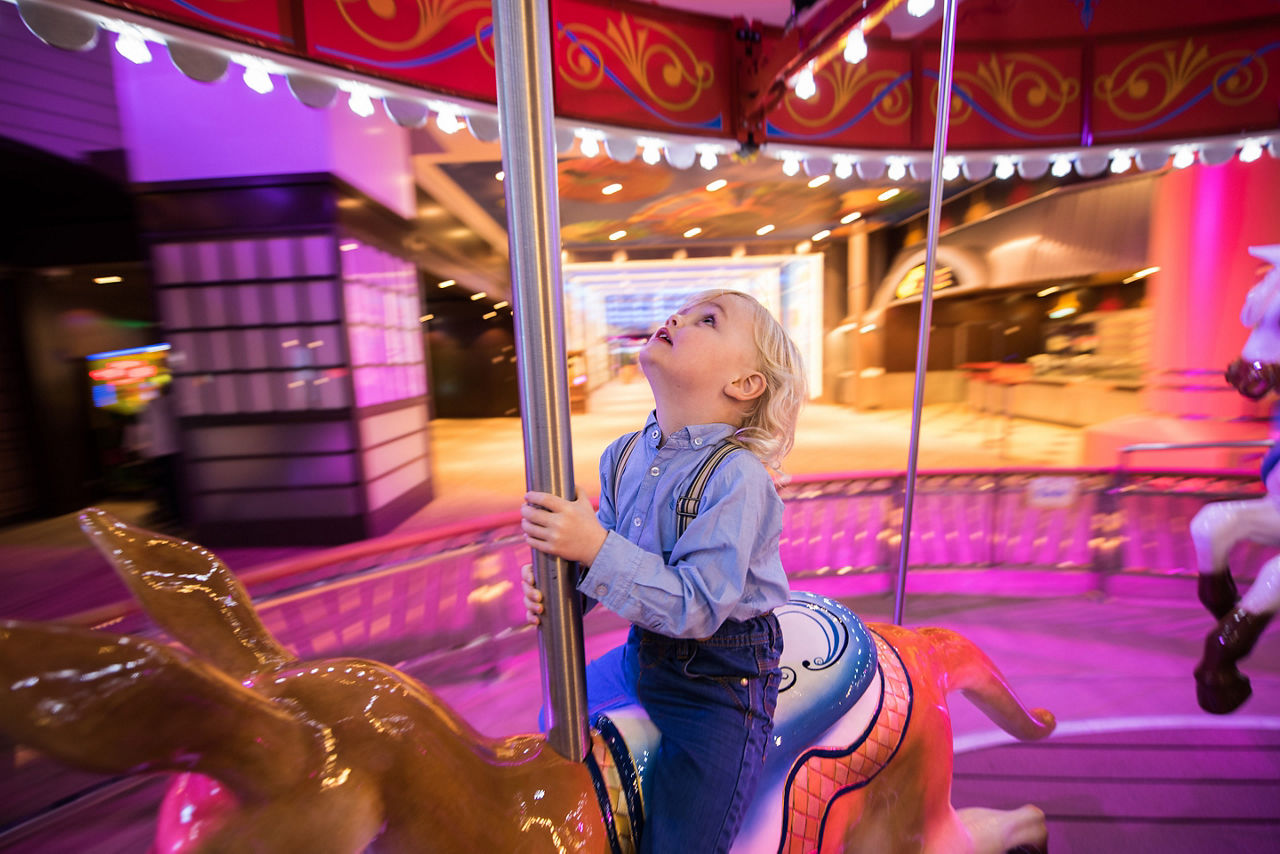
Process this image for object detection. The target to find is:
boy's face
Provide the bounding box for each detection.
[639,294,760,398]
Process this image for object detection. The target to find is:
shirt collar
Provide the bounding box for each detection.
[643,410,735,450]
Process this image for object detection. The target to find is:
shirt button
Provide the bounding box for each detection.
[596,584,609,597]
[740,677,749,686]
[633,516,642,526]
[649,466,660,476]
[650,430,659,439]
[693,437,703,446]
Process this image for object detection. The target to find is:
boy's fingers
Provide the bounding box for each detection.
[524,491,570,511]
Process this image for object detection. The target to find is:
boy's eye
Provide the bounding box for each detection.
[701,314,716,325]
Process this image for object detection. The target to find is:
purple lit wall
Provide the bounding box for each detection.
[110,48,414,219]
[0,2,122,163]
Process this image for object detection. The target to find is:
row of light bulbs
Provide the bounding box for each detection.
[90,8,1280,183]
[790,0,935,97]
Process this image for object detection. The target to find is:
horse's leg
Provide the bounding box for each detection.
[1196,551,1279,714]
[1189,498,1280,618]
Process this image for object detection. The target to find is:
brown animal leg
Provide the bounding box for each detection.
[1194,607,1273,714]
[1197,570,1240,620]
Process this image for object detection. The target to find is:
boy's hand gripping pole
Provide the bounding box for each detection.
[493,0,591,762]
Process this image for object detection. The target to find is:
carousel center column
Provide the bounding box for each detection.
[1083,156,1280,469]
[112,50,431,545]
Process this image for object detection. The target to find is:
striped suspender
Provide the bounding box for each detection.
[611,431,642,511]
[610,430,741,539]
[675,441,741,538]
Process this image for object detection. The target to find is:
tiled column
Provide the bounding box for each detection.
[141,178,430,545]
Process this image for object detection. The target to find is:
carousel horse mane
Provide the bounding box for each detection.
[0,509,1055,853]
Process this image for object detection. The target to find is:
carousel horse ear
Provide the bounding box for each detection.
[0,619,322,800]
[1247,244,1280,267]
[78,508,296,679]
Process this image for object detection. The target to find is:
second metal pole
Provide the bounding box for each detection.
[893,0,959,626]
[492,0,590,761]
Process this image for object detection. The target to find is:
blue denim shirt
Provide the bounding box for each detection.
[577,412,789,639]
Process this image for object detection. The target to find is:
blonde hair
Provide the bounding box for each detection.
[681,289,806,472]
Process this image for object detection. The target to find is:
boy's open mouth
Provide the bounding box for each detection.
[653,327,672,344]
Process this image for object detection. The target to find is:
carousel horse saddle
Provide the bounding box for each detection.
[588,591,884,854]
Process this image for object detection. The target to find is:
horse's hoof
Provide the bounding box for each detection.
[1197,572,1239,620]
[1195,667,1252,714]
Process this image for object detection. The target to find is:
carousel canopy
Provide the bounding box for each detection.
[15,0,1280,179]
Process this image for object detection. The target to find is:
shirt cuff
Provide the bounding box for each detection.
[577,530,643,613]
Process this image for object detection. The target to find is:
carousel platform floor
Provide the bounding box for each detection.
[2,589,1277,852]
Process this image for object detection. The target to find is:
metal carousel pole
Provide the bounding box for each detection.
[491,0,590,761]
[892,0,959,626]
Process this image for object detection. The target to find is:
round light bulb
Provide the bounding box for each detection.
[115,30,152,65]
[243,64,273,95]
[843,27,867,64]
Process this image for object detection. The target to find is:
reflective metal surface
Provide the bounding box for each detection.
[492,0,591,762]
[894,0,959,626]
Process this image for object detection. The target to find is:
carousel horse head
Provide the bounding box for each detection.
[1226,244,1280,399]
[0,510,1055,853]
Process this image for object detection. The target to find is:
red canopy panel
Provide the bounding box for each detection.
[87,0,1280,151]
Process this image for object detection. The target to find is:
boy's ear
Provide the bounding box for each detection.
[725,371,766,402]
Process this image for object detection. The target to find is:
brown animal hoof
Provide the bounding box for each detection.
[1197,572,1239,620]
[1194,606,1271,714]
[1195,667,1252,714]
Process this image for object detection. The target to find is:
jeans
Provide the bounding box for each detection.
[586,614,783,854]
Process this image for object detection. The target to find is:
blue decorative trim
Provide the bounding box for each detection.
[765,73,911,139]
[584,749,624,854]
[925,70,1079,142]
[1097,42,1280,138]
[556,24,723,131]
[314,25,493,69]
[1072,0,1097,28]
[595,714,645,850]
[167,0,293,44]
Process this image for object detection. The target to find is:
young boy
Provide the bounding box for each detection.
[521,289,805,853]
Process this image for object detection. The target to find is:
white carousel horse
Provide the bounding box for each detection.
[1190,244,1280,713]
[0,508,1054,853]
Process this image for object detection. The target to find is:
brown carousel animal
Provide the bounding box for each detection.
[0,508,1055,852]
